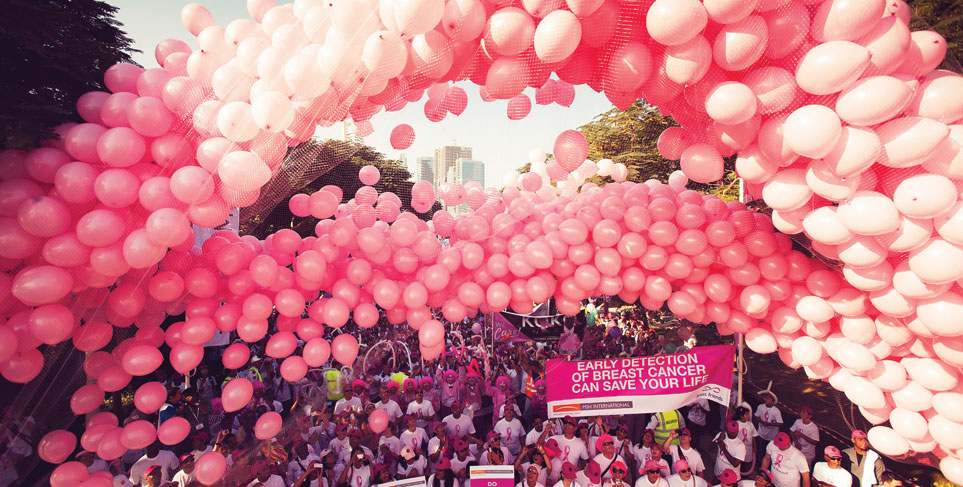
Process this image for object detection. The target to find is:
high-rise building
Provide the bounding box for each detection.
[416,156,434,183]
[456,158,485,187]
[433,145,472,188]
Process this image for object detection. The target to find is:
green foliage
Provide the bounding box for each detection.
[579,100,679,182]
[241,138,440,238]
[908,0,963,68]
[0,0,138,149]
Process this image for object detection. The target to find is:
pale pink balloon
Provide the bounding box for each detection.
[533,10,581,63]
[369,409,389,433]
[810,0,885,42]
[121,420,157,450]
[134,382,168,414]
[254,411,283,440]
[554,130,588,173]
[680,143,724,183]
[331,333,359,365]
[783,105,842,159]
[705,81,757,125]
[195,451,227,485]
[281,356,308,382]
[157,416,190,446]
[646,0,707,46]
[796,41,872,95]
[484,7,535,56]
[222,342,251,369]
[713,15,768,71]
[222,378,254,413]
[50,461,90,487]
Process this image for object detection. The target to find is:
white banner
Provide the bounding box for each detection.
[378,477,427,487]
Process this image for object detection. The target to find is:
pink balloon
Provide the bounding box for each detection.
[122,344,164,376]
[95,427,125,461]
[50,461,90,487]
[389,124,416,150]
[121,420,157,450]
[254,411,283,440]
[157,416,190,445]
[222,378,254,412]
[280,355,308,382]
[369,409,389,434]
[39,430,78,464]
[554,130,589,173]
[303,338,331,367]
[331,333,360,365]
[222,342,251,369]
[134,382,168,414]
[195,451,227,485]
[71,384,105,415]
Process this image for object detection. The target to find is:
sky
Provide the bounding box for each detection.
[108,0,615,187]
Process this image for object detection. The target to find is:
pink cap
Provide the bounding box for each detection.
[852,429,867,439]
[595,433,614,452]
[672,459,689,472]
[825,446,842,457]
[774,432,791,449]
[718,469,739,484]
[643,460,661,472]
[726,420,739,433]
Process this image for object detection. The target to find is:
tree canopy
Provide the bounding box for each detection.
[242,138,440,238]
[0,0,138,149]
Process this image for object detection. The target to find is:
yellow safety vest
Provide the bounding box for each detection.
[653,410,681,446]
[325,369,343,400]
[391,372,408,391]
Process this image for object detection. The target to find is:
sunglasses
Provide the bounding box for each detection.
[647,470,660,475]
[678,469,691,474]
[613,469,626,474]
[603,442,614,446]
[828,457,842,461]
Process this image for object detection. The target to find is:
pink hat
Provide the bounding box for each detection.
[852,429,867,439]
[774,432,791,449]
[420,377,434,387]
[487,431,500,441]
[561,462,577,480]
[611,461,627,476]
[435,457,451,470]
[642,460,661,473]
[726,420,739,433]
[718,469,739,484]
[543,438,561,457]
[595,433,614,452]
[672,459,689,472]
[585,461,602,484]
[825,446,842,457]
[444,370,457,381]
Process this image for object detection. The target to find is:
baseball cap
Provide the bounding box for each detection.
[678,427,691,436]
[561,462,577,480]
[611,461,627,475]
[774,432,791,449]
[718,469,739,484]
[487,431,500,441]
[435,457,451,470]
[799,406,814,415]
[543,438,561,457]
[179,453,194,463]
[349,428,363,437]
[672,459,689,472]
[563,415,576,426]
[527,464,541,475]
[726,420,739,433]
[617,423,629,433]
[825,446,842,457]
[400,446,416,461]
[145,465,162,476]
[852,429,867,439]
[336,423,348,433]
[453,438,468,451]
[585,460,602,483]
[451,400,463,408]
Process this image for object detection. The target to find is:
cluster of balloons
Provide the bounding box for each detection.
[2,0,963,483]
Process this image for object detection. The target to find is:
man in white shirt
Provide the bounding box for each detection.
[550,417,590,482]
[339,430,374,465]
[662,428,705,478]
[129,443,179,486]
[668,459,707,487]
[811,446,852,487]
[288,440,322,485]
[495,406,525,456]
[761,433,811,487]
[406,389,436,428]
[790,408,819,465]
[400,415,428,453]
[427,421,451,464]
[376,387,404,422]
[755,392,783,466]
[329,425,351,460]
[738,470,774,487]
[636,459,670,487]
[170,454,196,487]
[593,434,627,481]
[247,460,287,487]
[842,430,883,487]
[481,431,514,465]
[527,415,548,447]
[335,387,363,415]
[443,401,477,442]
[713,422,746,482]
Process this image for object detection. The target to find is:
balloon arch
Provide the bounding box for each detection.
[8,0,963,484]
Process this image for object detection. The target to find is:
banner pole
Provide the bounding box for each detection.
[737,177,745,407]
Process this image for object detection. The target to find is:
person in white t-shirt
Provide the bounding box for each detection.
[755,392,783,467]
[527,415,549,447]
[248,461,286,487]
[338,448,374,487]
[716,469,740,487]
[662,428,705,478]
[790,408,820,465]
[761,432,811,487]
[482,431,514,465]
[406,390,437,429]
[667,460,707,487]
[171,454,196,487]
[549,417,590,481]
[428,456,461,487]
[443,401,477,443]
[686,399,710,440]
[397,446,428,478]
[636,459,670,487]
[288,440,322,485]
[714,422,747,482]
[519,463,548,487]
[649,445,671,479]
[554,461,580,487]
[400,415,429,454]
[377,423,403,465]
[811,446,851,487]
[335,388,363,415]
[593,434,627,481]
[496,407,526,456]
[737,470,774,487]
[129,444,180,486]
[451,438,476,482]
[734,407,758,476]
[376,387,404,422]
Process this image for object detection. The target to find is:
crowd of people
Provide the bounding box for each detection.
[1,307,912,487]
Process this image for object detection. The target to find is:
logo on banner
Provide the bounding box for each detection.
[493,313,532,343]
[551,401,634,414]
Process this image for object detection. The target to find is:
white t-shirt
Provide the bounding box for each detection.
[714,437,746,479]
[129,451,179,486]
[344,464,372,487]
[666,445,705,474]
[398,456,428,477]
[329,437,351,459]
[287,454,321,485]
[765,443,810,487]
[667,474,707,487]
[401,428,429,452]
[338,446,374,466]
[451,453,475,476]
[246,474,286,487]
[407,400,437,427]
[521,462,550,486]
[376,400,404,422]
[494,418,525,456]
[443,414,476,439]
[812,462,852,487]
[335,397,363,415]
[552,435,589,466]
[427,474,461,487]
[687,399,709,427]
[480,445,514,465]
[754,405,783,442]
[789,420,819,461]
[526,427,547,446]
[378,436,403,463]
[591,453,626,480]
[635,477,670,487]
[171,470,194,487]
[633,445,652,466]
[736,421,758,451]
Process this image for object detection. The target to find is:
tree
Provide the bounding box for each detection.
[0,0,138,149]
[908,0,963,67]
[241,138,441,238]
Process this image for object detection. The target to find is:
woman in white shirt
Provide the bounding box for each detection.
[428,457,461,487]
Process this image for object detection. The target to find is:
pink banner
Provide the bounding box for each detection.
[545,345,735,418]
[492,313,532,343]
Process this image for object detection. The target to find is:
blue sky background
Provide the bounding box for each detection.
[108,0,614,187]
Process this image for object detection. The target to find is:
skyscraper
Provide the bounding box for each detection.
[433,145,472,188]
[456,158,485,187]
[416,156,434,183]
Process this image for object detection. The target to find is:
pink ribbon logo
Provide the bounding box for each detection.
[564,446,571,460]
[774,453,784,468]
[455,425,461,436]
